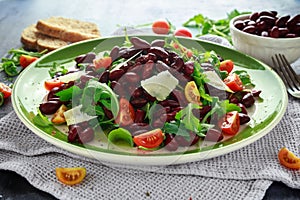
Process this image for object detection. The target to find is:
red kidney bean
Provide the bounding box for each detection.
[123,72,140,83]
[160,99,180,108]
[103,106,114,119]
[152,118,165,128]
[175,132,200,147]
[145,53,157,62]
[110,46,120,61]
[278,27,289,37]
[134,109,146,123]
[247,20,256,26]
[270,26,280,38]
[171,106,183,113]
[234,20,245,30]
[183,61,194,75]
[256,21,266,32]
[171,57,184,71]
[205,129,223,142]
[143,90,156,102]
[166,111,177,122]
[75,54,86,64]
[99,70,110,83]
[241,93,255,108]
[150,39,165,47]
[200,105,212,117]
[243,25,256,34]
[250,12,260,21]
[260,11,277,17]
[109,69,125,81]
[170,89,188,106]
[239,113,251,125]
[78,127,94,144]
[130,98,148,108]
[155,60,170,73]
[47,87,61,100]
[286,33,297,38]
[251,89,261,97]
[153,106,170,119]
[148,47,169,59]
[237,103,248,114]
[120,47,141,59]
[131,87,144,98]
[142,60,155,79]
[80,74,94,84]
[39,101,62,115]
[68,125,83,143]
[135,55,147,64]
[130,37,151,49]
[276,15,290,27]
[261,31,269,37]
[164,134,179,151]
[126,123,150,133]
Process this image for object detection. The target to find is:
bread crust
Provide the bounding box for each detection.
[36,17,101,42]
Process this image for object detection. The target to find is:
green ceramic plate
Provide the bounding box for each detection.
[12,35,288,165]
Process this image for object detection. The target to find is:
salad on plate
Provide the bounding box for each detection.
[35,36,261,153]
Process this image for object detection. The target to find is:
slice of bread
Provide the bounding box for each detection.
[20,24,38,51]
[36,17,101,42]
[36,33,68,52]
[21,24,68,52]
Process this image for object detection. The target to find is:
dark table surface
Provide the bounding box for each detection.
[1,0,300,199]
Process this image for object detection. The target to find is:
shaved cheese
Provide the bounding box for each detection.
[203,71,233,93]
[63,105,97,126]
[141,70,179,101]
[58,70,86,83]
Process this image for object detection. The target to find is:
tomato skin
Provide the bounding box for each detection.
[278,147,300,169]
[184,81,201,105]
[56,167,86,185]
[0,83,12,98]
[174,28,192,37]
[220,111,240,135]
[93,56,112,70]
[133,128,164,149]
[224,73,243,92]
[152,19,170,34]
[44,79,64,91]
[19,55,38,68]
[115,98,135,126]
[219,60,234,73]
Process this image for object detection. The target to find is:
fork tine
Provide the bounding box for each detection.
[272,55,292,90]
[279,54,300,92]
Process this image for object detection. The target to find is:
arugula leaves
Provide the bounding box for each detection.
[183,9,251,43]
[233,70,255,88]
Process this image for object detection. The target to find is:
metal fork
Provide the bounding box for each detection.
[272,54,300,98]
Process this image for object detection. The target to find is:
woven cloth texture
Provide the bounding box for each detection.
[0,35,299,200]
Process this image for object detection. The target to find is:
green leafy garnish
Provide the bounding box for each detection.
[183,9,251,43]
[233,70,255,88]
[56,85,82,102]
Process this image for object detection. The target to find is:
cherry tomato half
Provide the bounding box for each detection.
[0,82,12,98]
[19,55,38,68]
[44,79,64,91]
[174,28,192,37]
[152,19,170,35]
[93,56,112,70]
[56,167,86,185]
[133,128,164,149]
[219,60,234,74]
[224,73,243,92]
[184,81,201,105]
[220,111,240,135]
[115,98,135,126]
[278,147,300,170]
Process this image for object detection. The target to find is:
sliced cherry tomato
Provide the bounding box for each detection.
[184,81,201,105]
[115,98,135,126]
[220,111,240,135]
[224,73,243,92]
[19,55,38,68]
[0,82,12,98]
[93,56,112,70]
[133,128,164,149]
[219,60,234,74]
[278,147,300,170]
[152,19,170,34]
[44,79,64,91]
[174,28,192,37]
[55,167,86,185]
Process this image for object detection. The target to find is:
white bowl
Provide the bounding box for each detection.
[230,14,300,67]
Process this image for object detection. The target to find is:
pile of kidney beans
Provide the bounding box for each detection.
[234,10,300,38]
[39,37,260,151]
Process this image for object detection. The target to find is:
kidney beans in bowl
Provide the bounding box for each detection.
[229,11,300,66]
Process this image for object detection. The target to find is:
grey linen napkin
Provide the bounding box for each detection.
[0,35,299,200]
